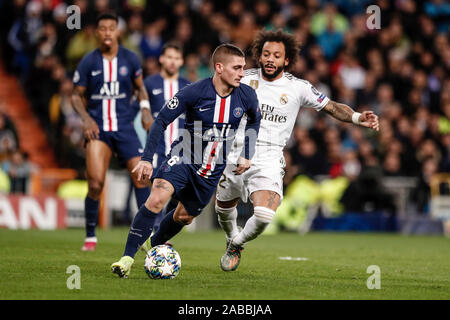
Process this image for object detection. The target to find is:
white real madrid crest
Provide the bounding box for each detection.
[280,93,288,105]
[250,80,259,90]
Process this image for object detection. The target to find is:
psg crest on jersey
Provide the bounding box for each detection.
[233,107,243,118]
[119,66,128,76]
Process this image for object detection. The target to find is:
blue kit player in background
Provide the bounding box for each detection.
[111,44,261,278]
[133,42,190,231]
[71,12,153,251]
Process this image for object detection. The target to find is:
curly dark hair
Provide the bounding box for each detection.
[251,29,301,70]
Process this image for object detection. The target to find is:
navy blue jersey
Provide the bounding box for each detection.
[143,74,190,156]
[142,78,261,180]
[73,46,142,131]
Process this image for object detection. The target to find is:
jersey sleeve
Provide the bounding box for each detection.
[299,80,330,111]
[73,55,90,87]
[141,86,191,162]
[240,86,261,160]
[143,77,158,118]
[129,51,143,80]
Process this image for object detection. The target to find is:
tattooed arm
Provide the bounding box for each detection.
[322,100,380,131]
[133,74,153,131]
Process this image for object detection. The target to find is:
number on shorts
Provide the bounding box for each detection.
[219,173,227,189]
[167,156,180,166]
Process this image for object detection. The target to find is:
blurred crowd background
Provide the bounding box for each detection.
[0,0,449,221]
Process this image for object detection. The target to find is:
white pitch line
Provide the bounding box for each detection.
[279,257,309,261]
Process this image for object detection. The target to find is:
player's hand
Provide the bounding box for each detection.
[358,111,379,131]
[83,117,100,140]
[141,108,153,132]
[132,160,153,183]
[233,157,251,175]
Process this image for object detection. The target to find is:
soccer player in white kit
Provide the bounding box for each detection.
[216,29,380,271]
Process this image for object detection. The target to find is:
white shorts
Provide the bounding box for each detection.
[216,157,285,203]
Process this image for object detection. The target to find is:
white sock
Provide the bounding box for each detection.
[233,206,274,246]
[216,204,239,241]
[85,236,97,243]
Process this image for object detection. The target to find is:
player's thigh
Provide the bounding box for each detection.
[216,164,245,206]
[126,156,149,188]
[247,166,284,211]
[115,125,144,169]
[145,178,175,212]
[173,202,194,225]
[250,190,281,212]
[85,139,112,185]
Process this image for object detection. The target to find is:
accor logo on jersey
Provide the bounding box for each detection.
[261,104,287,123]
[100,81,120,96]
[91,82,126,100]
[202,124,232,142]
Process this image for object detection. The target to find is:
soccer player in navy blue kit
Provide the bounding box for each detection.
[111,44,261,278]
[71,13,153,251]
[143,43,190,169]
[139,43,190,231]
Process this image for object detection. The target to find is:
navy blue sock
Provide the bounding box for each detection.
[134,186,150,208]
[85,196,99,238]
[151,209,184,247]
[123,205,158,258]
[152,205,166,233]
[153,199,178,233]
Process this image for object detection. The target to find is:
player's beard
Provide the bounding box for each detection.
[163,66,176,77]
[260,62,284,80]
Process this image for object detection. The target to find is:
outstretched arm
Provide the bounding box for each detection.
[322,100,379,131]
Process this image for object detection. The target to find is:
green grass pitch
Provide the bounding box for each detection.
[1,228,449,300]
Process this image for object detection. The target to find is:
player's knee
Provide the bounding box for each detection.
[147,197,166,212]
[174,214,194,225]
[216,198,239,209]
[88,179,104,198]
[145,194,168,212]
[215,203,237,219]
[253,206,275,224]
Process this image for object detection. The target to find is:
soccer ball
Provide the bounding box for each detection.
[144,245,181,279]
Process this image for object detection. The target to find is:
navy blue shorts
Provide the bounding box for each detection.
[97,123,144,167]
[151,152,168,173]
[152,157,219,217]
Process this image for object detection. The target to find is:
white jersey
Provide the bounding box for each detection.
[229,68,330,165]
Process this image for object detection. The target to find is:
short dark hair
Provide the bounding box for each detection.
[96,12,119,27]
[212,43,245,65]
[251,29,301,70]
[161,42,183,56]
